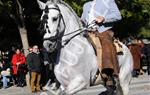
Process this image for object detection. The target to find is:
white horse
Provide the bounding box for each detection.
[37,0,133,95]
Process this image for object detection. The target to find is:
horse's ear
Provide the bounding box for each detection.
[37,0,46,10]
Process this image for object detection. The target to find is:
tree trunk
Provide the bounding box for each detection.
[18,27,29,56]
[15,0,29,56]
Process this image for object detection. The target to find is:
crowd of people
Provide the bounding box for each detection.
[0,37,149,92]
[123,37,150,77]
[0,45,54,92]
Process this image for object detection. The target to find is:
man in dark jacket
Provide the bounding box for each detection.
[26,45,42,92]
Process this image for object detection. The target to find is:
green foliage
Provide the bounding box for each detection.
[0,0,149,38]
[0,1,3,5]
[0,0,13,13]
[64,0,88,16]
[114,0,150,38]
[62,0,150,38]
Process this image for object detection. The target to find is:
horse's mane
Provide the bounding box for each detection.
[59,1,82,27]
[46,0,82,27]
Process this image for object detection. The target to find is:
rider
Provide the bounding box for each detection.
[81,0,122,94]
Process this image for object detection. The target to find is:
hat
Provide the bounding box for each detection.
[142,39,150,44]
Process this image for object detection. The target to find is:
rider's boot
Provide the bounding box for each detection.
[99,69,118,95]
[99,77,116,95]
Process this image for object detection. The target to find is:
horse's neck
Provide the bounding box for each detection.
[58,4,81,42]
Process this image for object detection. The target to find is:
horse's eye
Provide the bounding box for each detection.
[52,17,58,22]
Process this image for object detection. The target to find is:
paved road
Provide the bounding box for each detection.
[0,75,150,95]
[75,75,150,95]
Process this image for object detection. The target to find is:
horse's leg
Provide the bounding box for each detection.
[66,76,87,95]
[119,79,130,95]
[116,82,123,95]
[43,79,51,90]
[121,84,129,95]
[119,72,132,95]
[117,43,133,95]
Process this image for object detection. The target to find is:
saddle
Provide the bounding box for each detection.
[87,34,124,56]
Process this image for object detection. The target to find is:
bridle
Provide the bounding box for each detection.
[39,4,97,49]
[41,4,66,43]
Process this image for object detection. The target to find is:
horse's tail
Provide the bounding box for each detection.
[118,42,133,95]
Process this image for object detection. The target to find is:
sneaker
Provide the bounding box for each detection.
[3,86,8,89]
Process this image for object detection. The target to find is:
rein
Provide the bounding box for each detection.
[44,20,96,46]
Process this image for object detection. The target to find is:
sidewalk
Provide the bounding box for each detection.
[0,75,149,95]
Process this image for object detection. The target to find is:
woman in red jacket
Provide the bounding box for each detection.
[11,49,26,87]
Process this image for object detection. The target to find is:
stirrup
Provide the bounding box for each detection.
[99,85,116,95]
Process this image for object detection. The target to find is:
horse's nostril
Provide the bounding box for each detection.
[48,30,51,33]
[46,25,49,28]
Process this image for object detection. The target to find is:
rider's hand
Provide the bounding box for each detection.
[16,62,20,65]
[95,16,104,23]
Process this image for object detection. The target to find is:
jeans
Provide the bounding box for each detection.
[1,73,10,88]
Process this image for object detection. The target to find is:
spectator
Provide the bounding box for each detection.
[40,48,52,89]
[1,68,11,89]
[26,47,33,85]
[128,38,144,77]
[26,45,42,93]
[0,61,11,89]
[41,49,60,91]
[142,40,150,75]
[11,49,26,87]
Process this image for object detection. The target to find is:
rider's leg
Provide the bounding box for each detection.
[88,32,102,70]
[88,30,119,94]
[97,30,119,94]
[100,30,119,76]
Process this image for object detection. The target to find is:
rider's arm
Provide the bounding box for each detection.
[94,0,122,23]
[103,0,122,23]
[81,2,88,24]
[81,1,93,24]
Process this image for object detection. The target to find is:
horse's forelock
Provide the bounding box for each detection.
[45,1,60,10]
[45,0,80,25]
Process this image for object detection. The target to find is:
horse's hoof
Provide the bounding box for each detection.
[42,86,50,91]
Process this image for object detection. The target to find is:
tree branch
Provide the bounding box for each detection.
[15,0,25,27]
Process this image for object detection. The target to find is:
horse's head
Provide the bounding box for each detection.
[37,0,65,52]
